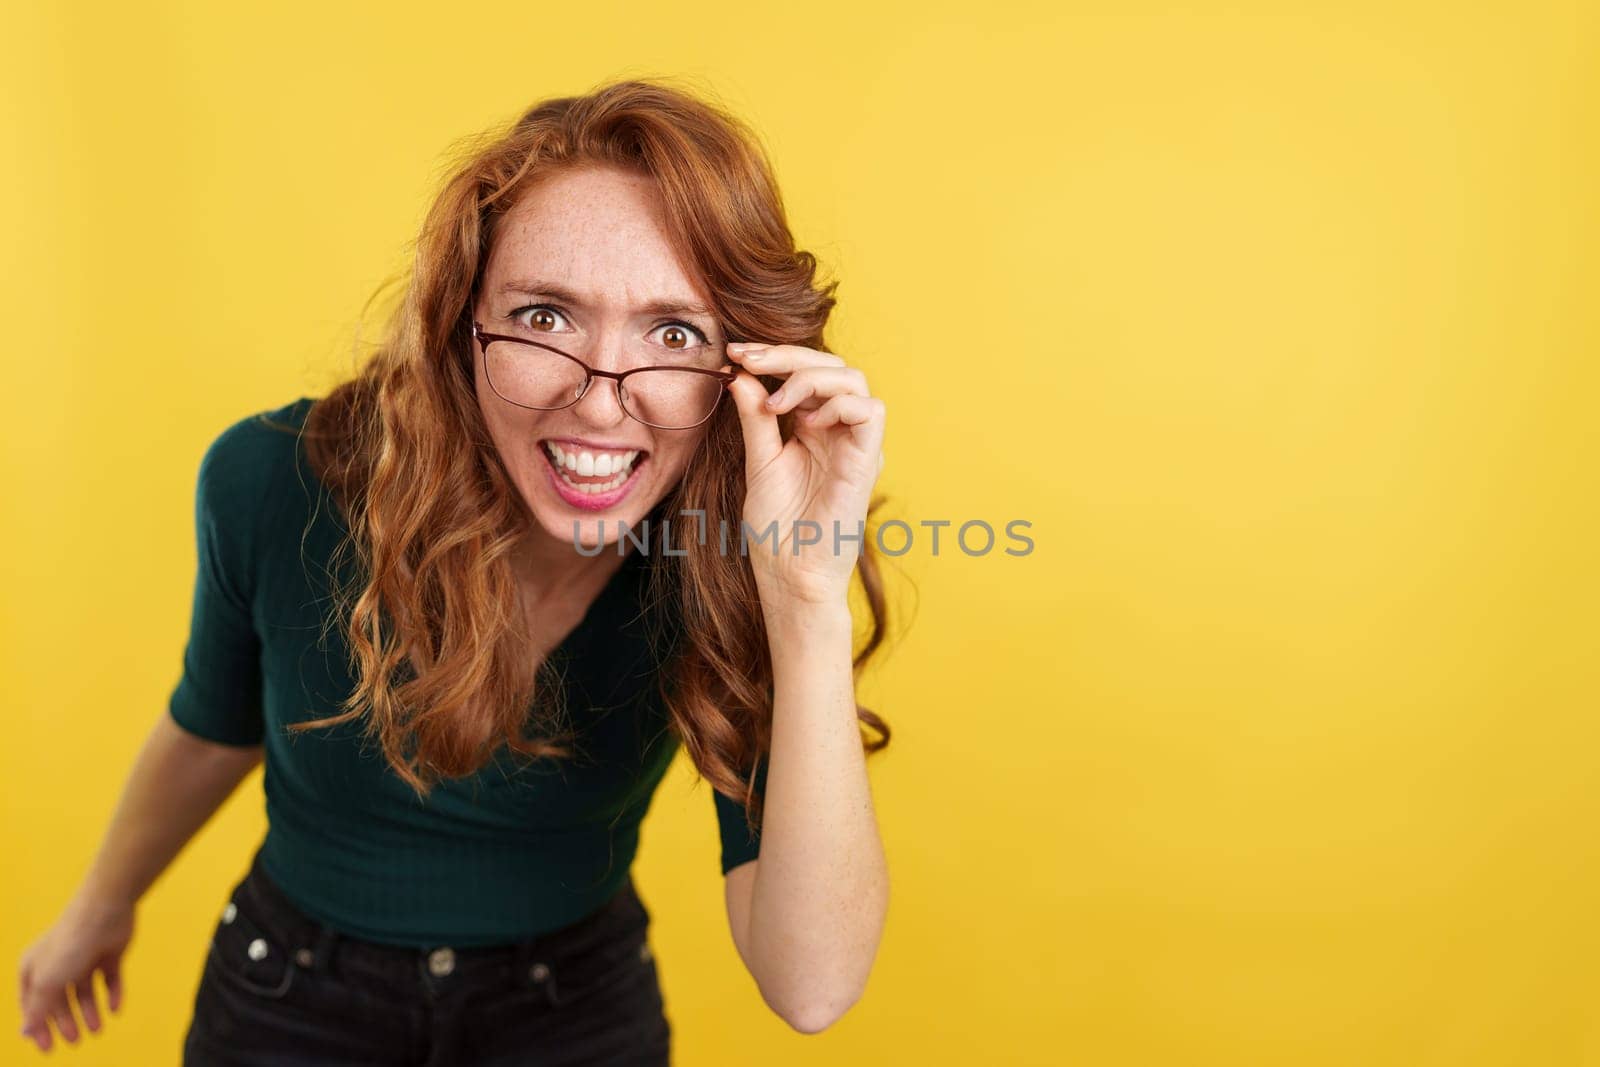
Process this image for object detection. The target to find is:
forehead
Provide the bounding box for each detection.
[484,167,708,308]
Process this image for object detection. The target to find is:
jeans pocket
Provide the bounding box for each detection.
[206,891,296,1000]
[187,894,421,1064]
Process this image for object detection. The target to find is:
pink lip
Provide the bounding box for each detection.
[542,436,651,454]
[541,446,647,511]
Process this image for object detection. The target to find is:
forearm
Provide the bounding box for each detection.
[74,713,262,913]
[746,600,889,1031]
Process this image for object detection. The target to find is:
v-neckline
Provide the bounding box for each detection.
[539,547,647,669]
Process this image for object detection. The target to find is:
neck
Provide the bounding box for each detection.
[512,522,633,604]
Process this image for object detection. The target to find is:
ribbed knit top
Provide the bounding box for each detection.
[167,397,762,947]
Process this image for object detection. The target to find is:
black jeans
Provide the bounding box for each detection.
[181,848,671,1066]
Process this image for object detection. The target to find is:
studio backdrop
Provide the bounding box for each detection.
[4,2,1595,1064]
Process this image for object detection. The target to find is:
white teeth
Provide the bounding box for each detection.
[543,442,643,494]
[566,469,628,493]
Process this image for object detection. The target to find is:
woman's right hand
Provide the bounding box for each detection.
[17,894,135,1052]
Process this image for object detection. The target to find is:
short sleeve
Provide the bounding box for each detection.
[713,757,769,875]
[167,421,266,746]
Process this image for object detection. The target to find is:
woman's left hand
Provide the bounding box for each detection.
[725,341,886,609]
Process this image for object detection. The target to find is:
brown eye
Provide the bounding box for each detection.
[653,322,708,351]
[510,305,569,332]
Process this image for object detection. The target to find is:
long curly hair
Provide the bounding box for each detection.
[286,77,892,840]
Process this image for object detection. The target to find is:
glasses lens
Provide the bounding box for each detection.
[621,369,726,429]
[484,340,588,409]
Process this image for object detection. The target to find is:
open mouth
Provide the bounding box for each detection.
[539,440,650,502]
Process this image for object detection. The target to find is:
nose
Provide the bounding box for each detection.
[572,375,629,426]
[570,339,630,428]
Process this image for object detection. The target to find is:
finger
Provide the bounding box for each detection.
[20,1018,52,1053]
[19,961,44,1035]
[763,366,869,415]
[51,994,81,1044]
[799,395,886,451]
[19,983,50,1050]
[725,343,846,378]
[726,370,783,474]
[103,958,124,1013]
[74,972,102,1033]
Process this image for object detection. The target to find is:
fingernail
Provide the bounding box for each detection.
[766,389,785,409]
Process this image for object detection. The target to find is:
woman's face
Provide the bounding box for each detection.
[470,166,727,552]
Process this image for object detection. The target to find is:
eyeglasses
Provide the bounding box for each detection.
[471,321,737,431]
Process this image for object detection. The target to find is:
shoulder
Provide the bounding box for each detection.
[193,396,321,559]
[198,397,315,492]
[197,397,320,513]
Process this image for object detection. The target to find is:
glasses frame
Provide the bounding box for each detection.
[471,320,738,431]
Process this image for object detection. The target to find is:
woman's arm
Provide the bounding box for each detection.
[719,337,893,1033]
[727,601,889,1034]
[76,713,263,907]
[18,713,261,1050]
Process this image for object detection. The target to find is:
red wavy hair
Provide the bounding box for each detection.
[285,77,892,839]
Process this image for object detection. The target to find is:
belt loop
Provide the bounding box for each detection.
[512,935,560,1006]
[306,923,339,973]
[541,966,561,1007]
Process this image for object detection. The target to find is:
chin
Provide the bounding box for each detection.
[524,476,673,554]
[532,510,643,552]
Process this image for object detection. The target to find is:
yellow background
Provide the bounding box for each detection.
[4,2,1595,1063]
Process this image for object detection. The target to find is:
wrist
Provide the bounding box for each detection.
[762,597,854,642]
[71,880,138,920]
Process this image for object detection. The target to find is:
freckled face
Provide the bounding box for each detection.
[471,166,727,550]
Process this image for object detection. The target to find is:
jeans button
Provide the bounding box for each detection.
[221,902,237,924]
[529,962,550,983]
[427,947,456,977]
[247,938,269,962]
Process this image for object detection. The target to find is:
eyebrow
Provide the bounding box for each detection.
[497,279,715,320]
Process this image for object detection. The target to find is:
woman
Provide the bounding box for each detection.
[18,78,892,1064]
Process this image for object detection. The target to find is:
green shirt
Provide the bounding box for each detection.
[168,397,763,947]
